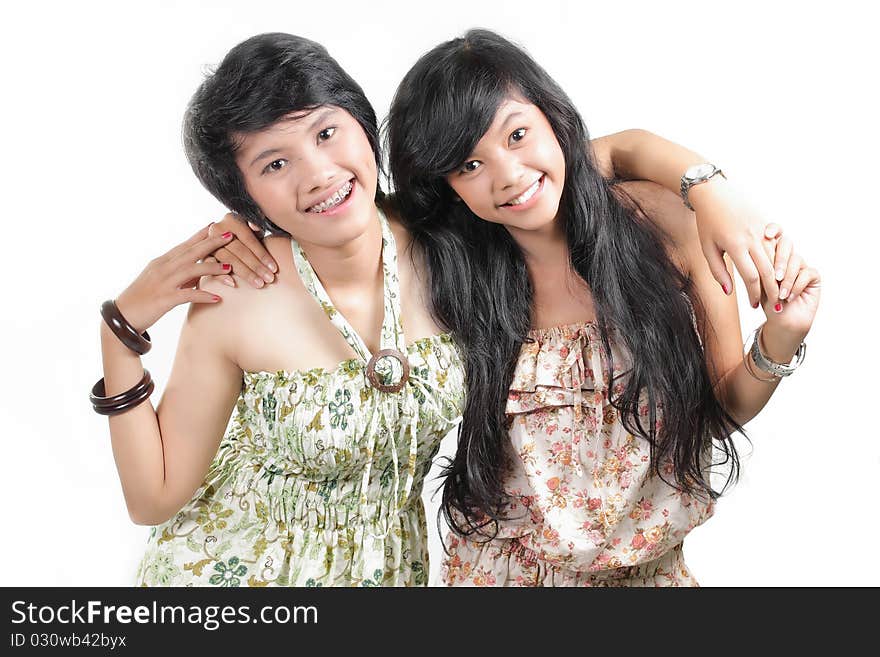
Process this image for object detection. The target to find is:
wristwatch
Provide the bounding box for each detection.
[680,163,726,210]
[749,325,806,377]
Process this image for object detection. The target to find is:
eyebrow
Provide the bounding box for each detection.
[497,110,525,134]
[248,107,339,167]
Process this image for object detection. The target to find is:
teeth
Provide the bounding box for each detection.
[308,181,353,213]
[507,177,541,206]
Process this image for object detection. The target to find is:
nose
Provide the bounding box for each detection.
[300,149,336,195]
[496,153,525,192]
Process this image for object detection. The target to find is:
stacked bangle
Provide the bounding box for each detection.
[743,347,779,383]
[90,370,154,416]
[742,324,806,383]
[101,300,151,355]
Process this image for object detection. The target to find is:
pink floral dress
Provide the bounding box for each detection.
[441,322,713,587]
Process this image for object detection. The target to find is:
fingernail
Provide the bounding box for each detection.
[752,301,759,309]
[264,260,277,273]
[779,287,789,299]
[721,283,729,295]
[212,295,221,302]
[221,231,233,239]
[222,277,235,288]
[774,303,782,313]
[263,272,274,283]
[254,278,264,288]
[775,269,784,281]
[221,263,231,271]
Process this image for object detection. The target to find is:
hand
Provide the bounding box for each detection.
[689,178,783,307]
[205,213,277,288]
[114,225,235,332]
[764,254,822,346]
[759,243,821,356]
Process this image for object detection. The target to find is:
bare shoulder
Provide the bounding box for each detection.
[613,180,700,276]
[190,266,268,352]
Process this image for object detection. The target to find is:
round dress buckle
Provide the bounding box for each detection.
[365,348,410,393]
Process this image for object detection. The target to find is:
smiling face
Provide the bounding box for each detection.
[446,97,566,234]
[234,106,378,248]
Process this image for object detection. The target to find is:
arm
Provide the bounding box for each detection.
[628,181,820,425]
[102,227,242,524]
[592,129,783,309]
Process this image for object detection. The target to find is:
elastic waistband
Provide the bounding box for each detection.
[505,539,686,581]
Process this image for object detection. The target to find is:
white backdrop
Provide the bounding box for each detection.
[1,0,875,586]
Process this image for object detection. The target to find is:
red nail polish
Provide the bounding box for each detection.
[221,231,233,239]
[212,295,221,302]
[721,283,729,295]
[222,263,231,271]
[752,301,759,309]
[774,303,782,312]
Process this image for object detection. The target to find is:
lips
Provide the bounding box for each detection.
[306,179,354,213]
[502,175,544,207]
[501,174,544,209]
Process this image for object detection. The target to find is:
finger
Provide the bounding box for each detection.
[788,265,820,300]
[213,245,264,288]
[234,224,277,274]
[204,248,240,287]
[213,246,262,288]
[177,230,235,265]
[750,243,781,303]
[207,213,239,237]
[728,250,762,308]
[701,240,734,295]
[761,235,778,283]
[225,240,274,286]
[174,259,234,288]
[195,255,235,288]
[778,252,802,301]
[764,223,783,240]
[772,235,793,283]
[176,289,223,305]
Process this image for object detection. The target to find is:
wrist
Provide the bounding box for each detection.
[115,290,153,333]
[759,322,805,364]
[686,173,730,210]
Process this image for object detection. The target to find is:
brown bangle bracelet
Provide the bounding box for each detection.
[90,370,153,409]
[92,381,155,416]
[101,300,151,355]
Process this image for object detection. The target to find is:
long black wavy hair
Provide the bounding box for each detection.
[183,32,383,236]
[386,29,745,538]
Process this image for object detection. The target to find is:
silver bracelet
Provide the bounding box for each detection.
[748,324,806,378]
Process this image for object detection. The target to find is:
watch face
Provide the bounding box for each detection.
[685,163,715,181]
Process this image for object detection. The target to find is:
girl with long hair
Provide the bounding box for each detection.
[385,29,820,586]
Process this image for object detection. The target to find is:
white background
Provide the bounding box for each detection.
[1,0,876,586]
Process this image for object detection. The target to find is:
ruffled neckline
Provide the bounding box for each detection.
[527,321,603,340]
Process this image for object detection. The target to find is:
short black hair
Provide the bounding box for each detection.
[183,32,382,235]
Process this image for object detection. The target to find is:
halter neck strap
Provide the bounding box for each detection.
[290,208,405,362]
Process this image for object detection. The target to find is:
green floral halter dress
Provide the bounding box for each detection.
[135,211,464,586]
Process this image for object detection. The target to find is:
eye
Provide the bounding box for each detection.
[262,159,288,175]
[460,160,482,174]
[510,128,527,143]
[318,126,336,141]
